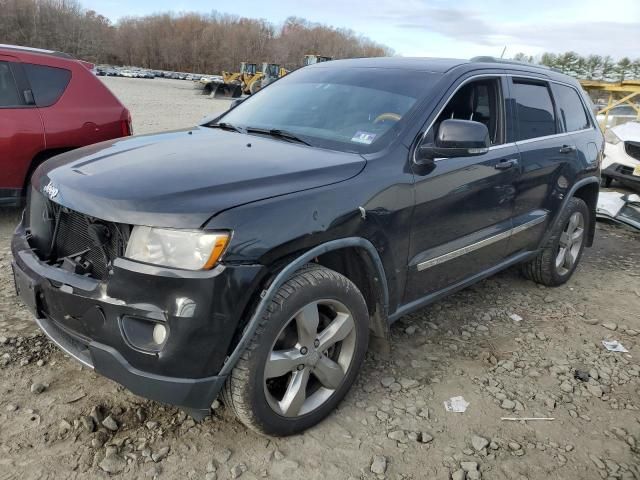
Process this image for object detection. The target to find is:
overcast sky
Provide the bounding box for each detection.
[84,0,640,59]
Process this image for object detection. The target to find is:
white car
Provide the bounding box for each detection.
[602,121,640,189]
[597,105,639,129]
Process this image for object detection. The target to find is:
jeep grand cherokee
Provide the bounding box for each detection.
[12,56,603,436]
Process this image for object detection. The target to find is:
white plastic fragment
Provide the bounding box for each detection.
[602,340,628,353]
[509,313,523,322]
[444,396,469,413]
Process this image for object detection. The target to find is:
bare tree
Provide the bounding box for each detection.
[0,1,393,73]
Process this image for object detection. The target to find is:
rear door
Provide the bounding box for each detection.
[508,76,578,253]
[550,81,600,169]
[0,56,45,197]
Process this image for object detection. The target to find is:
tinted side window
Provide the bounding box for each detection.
[512,81,556,141]
[23,64,71,107]
[0,62,21,107]
[551,84,590,132]
[434,78,503,145]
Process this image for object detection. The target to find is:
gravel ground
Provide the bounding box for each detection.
[102,76,231,134]
[1,78,639,480]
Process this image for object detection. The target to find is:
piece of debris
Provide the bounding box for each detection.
[596,191,640,231]
[602,340,629,353]
[444,396,469,413]
[501,417,555,422]
[509,313,523,322]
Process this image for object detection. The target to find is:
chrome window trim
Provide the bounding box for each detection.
[413,73,596,164]
[416,214,547,271]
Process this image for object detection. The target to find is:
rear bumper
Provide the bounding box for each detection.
[11,222,263,413]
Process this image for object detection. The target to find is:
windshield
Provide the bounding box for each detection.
[218,66,441,153]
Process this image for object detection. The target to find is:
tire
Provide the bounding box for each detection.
[600,176,612,188]
[222,264,369,436]
[521,197,589,286]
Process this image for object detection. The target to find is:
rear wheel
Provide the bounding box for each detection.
[521,197,589,286]
[222,264,369,436]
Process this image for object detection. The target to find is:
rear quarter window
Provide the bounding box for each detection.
[0,62,21,107]
[512,80,556,141]
[23,63,71,107]
[551,83,590,132]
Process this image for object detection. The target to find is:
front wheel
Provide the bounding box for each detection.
[521,197,589,286]
[222,264,369,436]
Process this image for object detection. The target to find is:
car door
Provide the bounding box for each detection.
[0,56,45,200]
[403,75,519,304]
[507,76,579,253]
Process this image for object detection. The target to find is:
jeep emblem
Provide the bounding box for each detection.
[43,181,59,199]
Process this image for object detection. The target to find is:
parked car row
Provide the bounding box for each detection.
[96,65,213,81]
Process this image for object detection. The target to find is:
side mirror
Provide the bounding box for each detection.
[230,97,245,110]
[416,119,490,163]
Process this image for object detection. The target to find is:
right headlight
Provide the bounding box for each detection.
[604,129,621,145]
[125,226,230,270]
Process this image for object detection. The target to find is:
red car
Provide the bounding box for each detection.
[0,44,132,206]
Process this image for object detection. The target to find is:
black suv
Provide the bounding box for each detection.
[12,57,603,436]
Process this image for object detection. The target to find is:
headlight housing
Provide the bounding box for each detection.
[125,227,230,270]
[604,129,621,145]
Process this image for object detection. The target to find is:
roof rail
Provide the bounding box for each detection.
[0,44,74,59]
[470,56,558,72]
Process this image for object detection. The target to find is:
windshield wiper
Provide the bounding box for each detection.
[246,127,312,146]
[206,122,244,133]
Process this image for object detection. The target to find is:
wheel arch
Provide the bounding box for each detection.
[571,180,599,247]
[542,176,599,249]
[218,237,389,377]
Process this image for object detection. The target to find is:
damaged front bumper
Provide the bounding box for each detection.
[603,162,640,187]
[11,221,263,416]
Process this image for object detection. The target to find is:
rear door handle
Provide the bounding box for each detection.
[495,158,518,170]
[559,144,576,154]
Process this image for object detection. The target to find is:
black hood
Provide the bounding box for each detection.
[33,127,366,228]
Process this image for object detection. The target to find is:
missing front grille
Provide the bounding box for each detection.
[41,203,130,280]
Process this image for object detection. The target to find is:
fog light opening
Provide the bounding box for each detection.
[153,324,167,345]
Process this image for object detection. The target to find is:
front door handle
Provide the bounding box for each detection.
[495,158,518,170]
[559,144,576,154]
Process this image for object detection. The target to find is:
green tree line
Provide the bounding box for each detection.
[513,52,640,81]
[0,0,393,73]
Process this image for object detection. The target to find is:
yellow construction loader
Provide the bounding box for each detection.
[247,63,288,94]
[204,62,287,98]
[202,62,255,98]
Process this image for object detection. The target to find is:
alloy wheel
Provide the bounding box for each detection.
[263,299,357,418]
[555,211,585,276]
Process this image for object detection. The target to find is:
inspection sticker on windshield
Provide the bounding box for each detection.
[351,131,377,144]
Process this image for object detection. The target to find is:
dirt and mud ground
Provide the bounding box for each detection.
[0,77,639,480]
